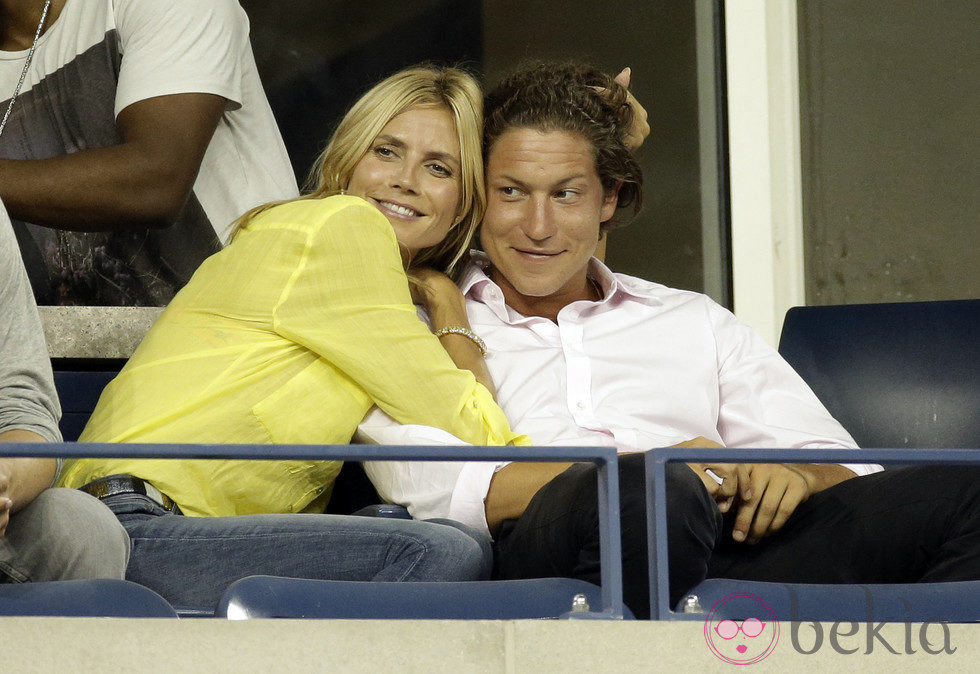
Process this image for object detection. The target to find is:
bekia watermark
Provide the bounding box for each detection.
[703,594,780,665]
[703,589,956,665]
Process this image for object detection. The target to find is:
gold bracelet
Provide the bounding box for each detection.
[433,326,488,357]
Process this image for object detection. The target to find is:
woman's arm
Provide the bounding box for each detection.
[270,199,522,446]
[411,269,496,398]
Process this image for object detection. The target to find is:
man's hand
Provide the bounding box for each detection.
[679,437,750,515]
[730,464,811,544]
[681,438,857,540]
[688,459,811,540]
[729,463,857,544]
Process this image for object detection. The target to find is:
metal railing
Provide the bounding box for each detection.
[0,441,625,619]
[645,447,980,620]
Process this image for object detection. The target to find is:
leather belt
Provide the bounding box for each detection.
[79,474,182,515]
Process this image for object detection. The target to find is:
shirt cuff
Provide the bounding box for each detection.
[838,462,883,476]
[798,441,882,476]
[448,461,508,538]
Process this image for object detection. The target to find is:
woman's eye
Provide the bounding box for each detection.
[500,186,521,197]
[374,146,396,158]
[428,163,452,177]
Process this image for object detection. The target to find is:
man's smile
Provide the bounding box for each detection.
[512,247,563,260]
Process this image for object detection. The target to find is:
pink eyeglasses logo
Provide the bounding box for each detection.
[703,593,780,665]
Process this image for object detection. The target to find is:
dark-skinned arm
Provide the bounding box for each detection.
[0,93,226,231]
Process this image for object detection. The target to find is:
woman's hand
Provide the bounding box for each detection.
[592,67,651,151]
[409,268,463,317]
[411,268,497,397]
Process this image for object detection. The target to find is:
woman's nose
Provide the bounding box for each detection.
[389,165,419,193]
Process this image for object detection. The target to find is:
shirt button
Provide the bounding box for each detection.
[472,400,479,409]
[576,402,586,410]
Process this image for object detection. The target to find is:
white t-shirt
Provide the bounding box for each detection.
[359,255,880,536]
[0,0,298,305]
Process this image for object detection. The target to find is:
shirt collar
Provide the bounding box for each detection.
[460,251,659,321]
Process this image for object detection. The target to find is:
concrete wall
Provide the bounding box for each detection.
[798,1,980,304]
[2,617,976,672]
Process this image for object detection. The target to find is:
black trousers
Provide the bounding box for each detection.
[492,453,980,619]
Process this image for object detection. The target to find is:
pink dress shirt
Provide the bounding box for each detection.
[360,255,879,535]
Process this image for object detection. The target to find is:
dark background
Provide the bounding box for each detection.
[239,0,712,296]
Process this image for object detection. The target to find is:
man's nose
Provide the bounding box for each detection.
[522,199,556,241]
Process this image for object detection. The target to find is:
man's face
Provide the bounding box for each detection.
[479,127,617,318]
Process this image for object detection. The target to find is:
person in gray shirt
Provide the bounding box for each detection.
[0,199,129,583]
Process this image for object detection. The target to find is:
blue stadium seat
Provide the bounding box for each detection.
[778,299,978,448]
[0,579,178,617]
[217,575,634,620]
[676,578,980,623]
[665,300,980,621]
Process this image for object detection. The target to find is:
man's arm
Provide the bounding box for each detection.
[704,299,869,542]
[0,205,61,535]
[484,462,574,536]
[0,93,226,230]
[484,438,725,535]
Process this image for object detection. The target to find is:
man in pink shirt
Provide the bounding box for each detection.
[363,61,980,619]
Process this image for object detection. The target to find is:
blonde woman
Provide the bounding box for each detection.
[59,66,526,614]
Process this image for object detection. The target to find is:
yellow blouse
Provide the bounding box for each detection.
[59,196,526,517]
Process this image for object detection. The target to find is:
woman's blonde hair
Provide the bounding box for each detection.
[231,65,485,280]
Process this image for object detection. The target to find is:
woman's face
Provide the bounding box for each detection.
[347,105,463,253]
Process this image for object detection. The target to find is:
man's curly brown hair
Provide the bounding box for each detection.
[483,61,643,232]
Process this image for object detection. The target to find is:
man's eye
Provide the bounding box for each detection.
[500,186,521,197]
[555,190,576,200]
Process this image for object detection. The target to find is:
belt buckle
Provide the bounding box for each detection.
[143,481,178,512]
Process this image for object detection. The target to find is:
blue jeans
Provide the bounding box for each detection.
[103,493,490,615]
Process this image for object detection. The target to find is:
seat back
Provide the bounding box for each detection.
[681,578,980,623]
[0,579,178,617]
[217,575,634,620]
[778,299,979,448]
[52,366,121,441]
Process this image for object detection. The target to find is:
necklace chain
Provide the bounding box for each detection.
[0,0,53,139]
